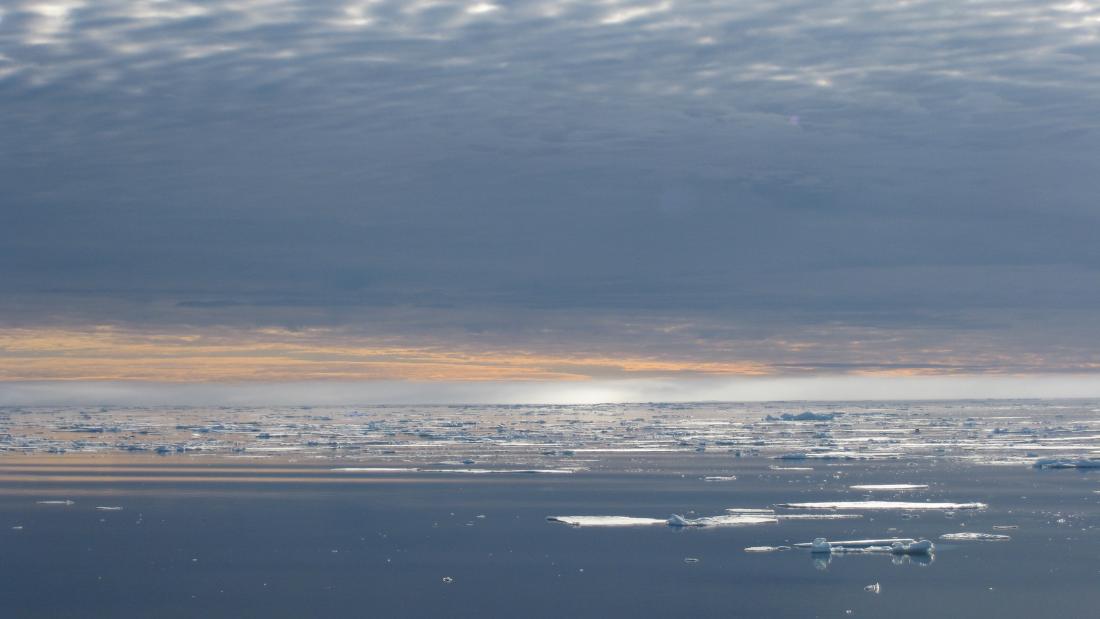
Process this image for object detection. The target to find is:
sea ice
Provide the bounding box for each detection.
[849,484,929,491]
[766,412,838,422]
[805,537,934,555]
[668,513,778,527]
[36,500,74,506]
[777,501,986,510]
[330,467,419,472]
[94,506,123,511]
[1033,458,1100,469]
[939,532,1011,541]
[547,516,668,527]
[775,514,863,520]
[702,476,737,482]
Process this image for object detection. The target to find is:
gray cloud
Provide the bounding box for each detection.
[2,0,1100,372]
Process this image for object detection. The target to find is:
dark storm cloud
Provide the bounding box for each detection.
[2,0,1100,371]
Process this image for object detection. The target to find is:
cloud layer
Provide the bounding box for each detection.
[3,0,1100,383]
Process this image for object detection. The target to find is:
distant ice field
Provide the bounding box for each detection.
[2,400,1100,617]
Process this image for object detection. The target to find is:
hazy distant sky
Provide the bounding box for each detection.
[2,1,1099,399]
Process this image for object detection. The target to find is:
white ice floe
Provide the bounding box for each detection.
[769,466,813,471]
[775,513,863,520]
[668,513,777,527]
[547,516,668,527]
[849,484,929,491]
[36,500,74,505]
[865,583,881,594]
[423,468,578,474]
[805,537,934,555]
[777,501,986,510]
[702,476,737,482]
[725,508,777,514]
[744,546,789,552]
[939,532,1011,541]
[94,506,123,511]
[330,467,419,472]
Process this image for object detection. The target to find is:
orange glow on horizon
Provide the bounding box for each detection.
[0,327,773,382]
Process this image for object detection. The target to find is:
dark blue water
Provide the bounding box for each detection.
[1,455,1098,617]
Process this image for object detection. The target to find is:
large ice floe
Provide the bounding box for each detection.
[777,501,986,510]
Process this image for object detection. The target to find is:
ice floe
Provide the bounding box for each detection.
[849,484,929,491]
[94,506,123,511]
[777,501,986,510]
[939,532,1011,541]
[36,500,74,505]
[803,537,934,555]
[702,476,737,482]
[744,546,790,552]
[668,513,777,527]
[546,516,668,527]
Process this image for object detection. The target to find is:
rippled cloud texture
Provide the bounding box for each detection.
[3,1,1100,389]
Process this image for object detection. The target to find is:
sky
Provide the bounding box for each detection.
[2,0,1100,403]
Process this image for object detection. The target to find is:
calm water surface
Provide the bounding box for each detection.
[1,455,1098,618]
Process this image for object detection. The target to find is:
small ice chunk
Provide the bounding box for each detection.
[769,466,814,471]
[683,557,700,564]
[940,532,1011,541]
[777,501,986,511]
[441,576,454,583]
[547,516,667,527]
[865,582,881,594]
[744,546,786,553]
[36,500,75,506]
[849,484,928,491]
[95,506,123,511]
[992,525,1018,530]
[702,476,737,482]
